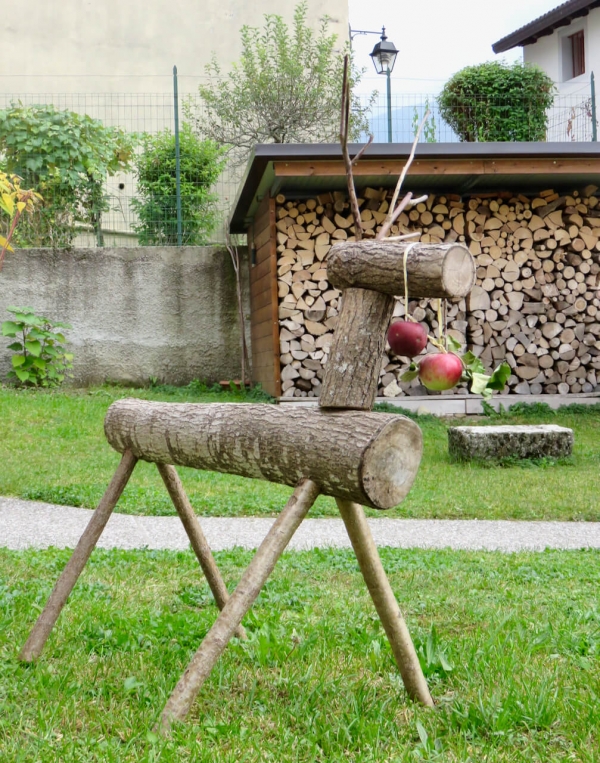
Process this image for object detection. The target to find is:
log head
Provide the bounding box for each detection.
[327,240,476,299]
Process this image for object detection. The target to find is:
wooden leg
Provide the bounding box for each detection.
[156,463,247,640]
[335,499,434,708]
[18,451,138,662]
[158,478,320,732]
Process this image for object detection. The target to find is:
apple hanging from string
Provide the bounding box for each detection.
[387,321,428,359]
[418,352,464,391]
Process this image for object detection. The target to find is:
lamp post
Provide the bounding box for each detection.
[369,28,399,143]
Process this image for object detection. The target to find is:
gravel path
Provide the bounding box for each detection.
[1,497,599,553]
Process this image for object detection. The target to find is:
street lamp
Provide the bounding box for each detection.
[369,28,398,143]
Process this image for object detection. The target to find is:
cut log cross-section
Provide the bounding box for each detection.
[320,241,476,410]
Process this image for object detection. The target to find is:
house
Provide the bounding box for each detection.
[492,0,599,140]
[492,0,599,92]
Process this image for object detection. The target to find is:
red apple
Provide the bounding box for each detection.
[418,352,464,391]
[387,321,428,358]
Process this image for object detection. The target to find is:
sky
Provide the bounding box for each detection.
[348,0,562,95]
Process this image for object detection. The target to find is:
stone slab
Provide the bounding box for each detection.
[448,425,574,461]
[279,394,600,418]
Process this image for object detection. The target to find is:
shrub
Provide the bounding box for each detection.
[0,104,136,247]
[438,61,555,142]
[131,125,225,246]
[1,307,73,386]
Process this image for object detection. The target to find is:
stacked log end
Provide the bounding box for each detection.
[274,187,600,399]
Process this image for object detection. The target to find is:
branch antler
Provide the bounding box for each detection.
[340,55,373,241]
[376,110,430,240]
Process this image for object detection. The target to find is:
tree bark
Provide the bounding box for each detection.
[326,241,476,299]
[19,451,138,662]
[319,288,395,410]
[156,463,247,640]
[159,478,320,732]
[105,400,422,510]
[336,499,434,707]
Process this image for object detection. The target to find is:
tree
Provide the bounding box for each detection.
[187,1,372,164]
[437,61,555,142]
[0,104,136,247]
[131,124,225,246]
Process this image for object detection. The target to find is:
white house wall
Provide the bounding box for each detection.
[523,7,599,141]
[1,0,349,95]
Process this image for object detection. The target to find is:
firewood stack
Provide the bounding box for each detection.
[275,187,600,398]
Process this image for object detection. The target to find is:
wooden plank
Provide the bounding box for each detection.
[482,159,600,175]
[249,253,272,284]
[248,194,280,398]
[250,277,273,299]
[251,287,275,311]
[273,158,598,178]
[274,160,486,177]
[253,302,277,326]
[253,349,279,369]
[251,322,276,342]
[254,223,272,251]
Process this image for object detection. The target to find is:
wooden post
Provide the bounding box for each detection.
[19,450,138,662]
[156,463,247,641]
[336,499,434,707]
[158,478,321,732]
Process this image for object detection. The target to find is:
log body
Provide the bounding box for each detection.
[104,400,422,510]
[327,241,476,299]
[319,288,394,410]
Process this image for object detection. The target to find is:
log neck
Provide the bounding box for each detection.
[318,287,394,411]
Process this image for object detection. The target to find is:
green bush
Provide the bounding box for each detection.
[0,104,136,248]
[438,62,555,142]
[1,306,73,386]
[131,125,225,245]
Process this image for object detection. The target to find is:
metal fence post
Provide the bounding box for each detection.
[592,72,597,142]
[173,65,183,246]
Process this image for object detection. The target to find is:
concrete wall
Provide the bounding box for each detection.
[0,247,251,387]
[0,0,349,94]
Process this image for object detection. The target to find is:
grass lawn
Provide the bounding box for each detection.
[1,385,599,522]
[0,385,599,521]
[1,547,599,762]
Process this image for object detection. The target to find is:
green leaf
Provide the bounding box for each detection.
[401,368,420,382]
[461,351,486,376]
[7,342,23,351]
[11,355,26,367]
[14,368,30,382]
[123,676,142,692]
[487,362,511,391]
[416,721,429,748]
[446,334,462,352]
[24,340,42,357]
[1,321,20,337]
[470,372,491,395]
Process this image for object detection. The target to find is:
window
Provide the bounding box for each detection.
[561,28,586,80]
[570,30,585,78]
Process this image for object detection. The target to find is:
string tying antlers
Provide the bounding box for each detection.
[339,55,430,243]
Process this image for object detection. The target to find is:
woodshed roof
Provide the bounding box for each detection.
[492,0,600,53]
[229,142,600,233]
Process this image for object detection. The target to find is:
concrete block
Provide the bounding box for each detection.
[448,425,574,461]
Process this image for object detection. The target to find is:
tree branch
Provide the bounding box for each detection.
[376,111,430,241]
[340,55,371,241]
